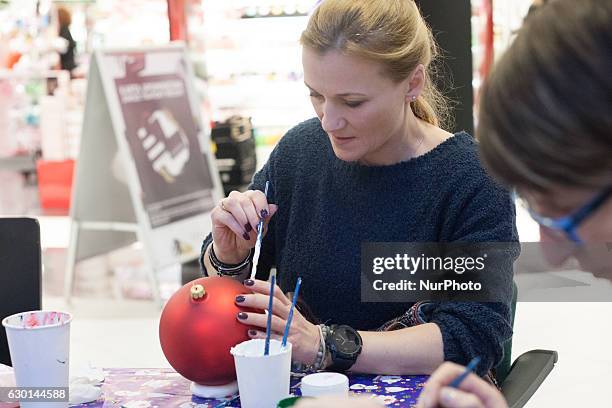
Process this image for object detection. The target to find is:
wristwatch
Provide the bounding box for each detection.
[325,324,363,372]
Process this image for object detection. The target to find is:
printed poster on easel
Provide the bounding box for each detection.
[111,51,214,229]
[65,44,224,304]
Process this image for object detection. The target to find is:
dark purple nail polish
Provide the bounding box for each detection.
[245,223,252,232]
[235,295,245,303]
[260,209,269,219]
[237,312,248,320]
[243,232,250,240]
[248,330,257,336]
[244,279,254,286]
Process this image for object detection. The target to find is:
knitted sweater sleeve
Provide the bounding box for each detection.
[428,177,519,376]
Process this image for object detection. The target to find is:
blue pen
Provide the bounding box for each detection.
[449,356,481,388]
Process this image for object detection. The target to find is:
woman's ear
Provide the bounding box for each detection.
[405,64,426,102]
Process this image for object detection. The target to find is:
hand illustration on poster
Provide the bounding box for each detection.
[137,109,190,183]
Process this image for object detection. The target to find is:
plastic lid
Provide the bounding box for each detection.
[301,372,349,397]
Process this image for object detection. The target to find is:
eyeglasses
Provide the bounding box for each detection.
[519,185,612,244]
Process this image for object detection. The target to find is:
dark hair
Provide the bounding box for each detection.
[477,0,612,193]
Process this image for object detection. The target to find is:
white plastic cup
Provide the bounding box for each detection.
[231,339,292,408]
[2,311,72,408]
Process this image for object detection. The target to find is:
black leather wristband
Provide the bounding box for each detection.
[208,243,251,276]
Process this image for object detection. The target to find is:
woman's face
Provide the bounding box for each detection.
[302,47,412,165]
[523,186,612,278]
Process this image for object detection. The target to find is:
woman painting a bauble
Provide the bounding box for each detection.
[201,0,518,379]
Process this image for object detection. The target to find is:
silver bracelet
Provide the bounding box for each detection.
[291,324,329,374]
[312,324,329,371]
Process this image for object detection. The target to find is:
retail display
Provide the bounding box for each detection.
[0,1,85,213]
[202,1,314,150]
[0,0,62,72]
[0,0,77,162]
[0,72,46,159]
[0,69,81,203]
[86,0,169,48]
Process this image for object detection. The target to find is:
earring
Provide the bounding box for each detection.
[411,95,417,102]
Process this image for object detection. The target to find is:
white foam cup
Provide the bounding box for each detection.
[2,311,71,408]
[231,339,292,408]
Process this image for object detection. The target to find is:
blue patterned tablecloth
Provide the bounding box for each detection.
[73,368,427,407]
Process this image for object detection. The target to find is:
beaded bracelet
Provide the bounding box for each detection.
[312,324,329,370]
[290,324,329,374]
[208,243,252,276]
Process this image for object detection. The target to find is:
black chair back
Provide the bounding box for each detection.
[0,217,42,366]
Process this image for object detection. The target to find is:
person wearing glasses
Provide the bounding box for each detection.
[416,0,611,407]
[477,0,611,280]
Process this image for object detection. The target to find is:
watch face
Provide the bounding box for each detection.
[332,326,361,356]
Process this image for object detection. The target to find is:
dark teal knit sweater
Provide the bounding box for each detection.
[202,118,518,375]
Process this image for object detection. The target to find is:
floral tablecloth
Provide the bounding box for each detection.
[73,368,427,408]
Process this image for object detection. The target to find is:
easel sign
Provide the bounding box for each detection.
[65,44,224,304]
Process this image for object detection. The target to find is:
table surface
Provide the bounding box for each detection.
[72,368,428,407]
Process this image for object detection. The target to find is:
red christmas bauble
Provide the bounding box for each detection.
[159,276,252,385]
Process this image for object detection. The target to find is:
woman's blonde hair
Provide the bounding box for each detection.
[300,0,450,128]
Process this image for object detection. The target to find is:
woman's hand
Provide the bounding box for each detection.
[416,362,508,408]
[211,190,278,264]
[235,279,321,364]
